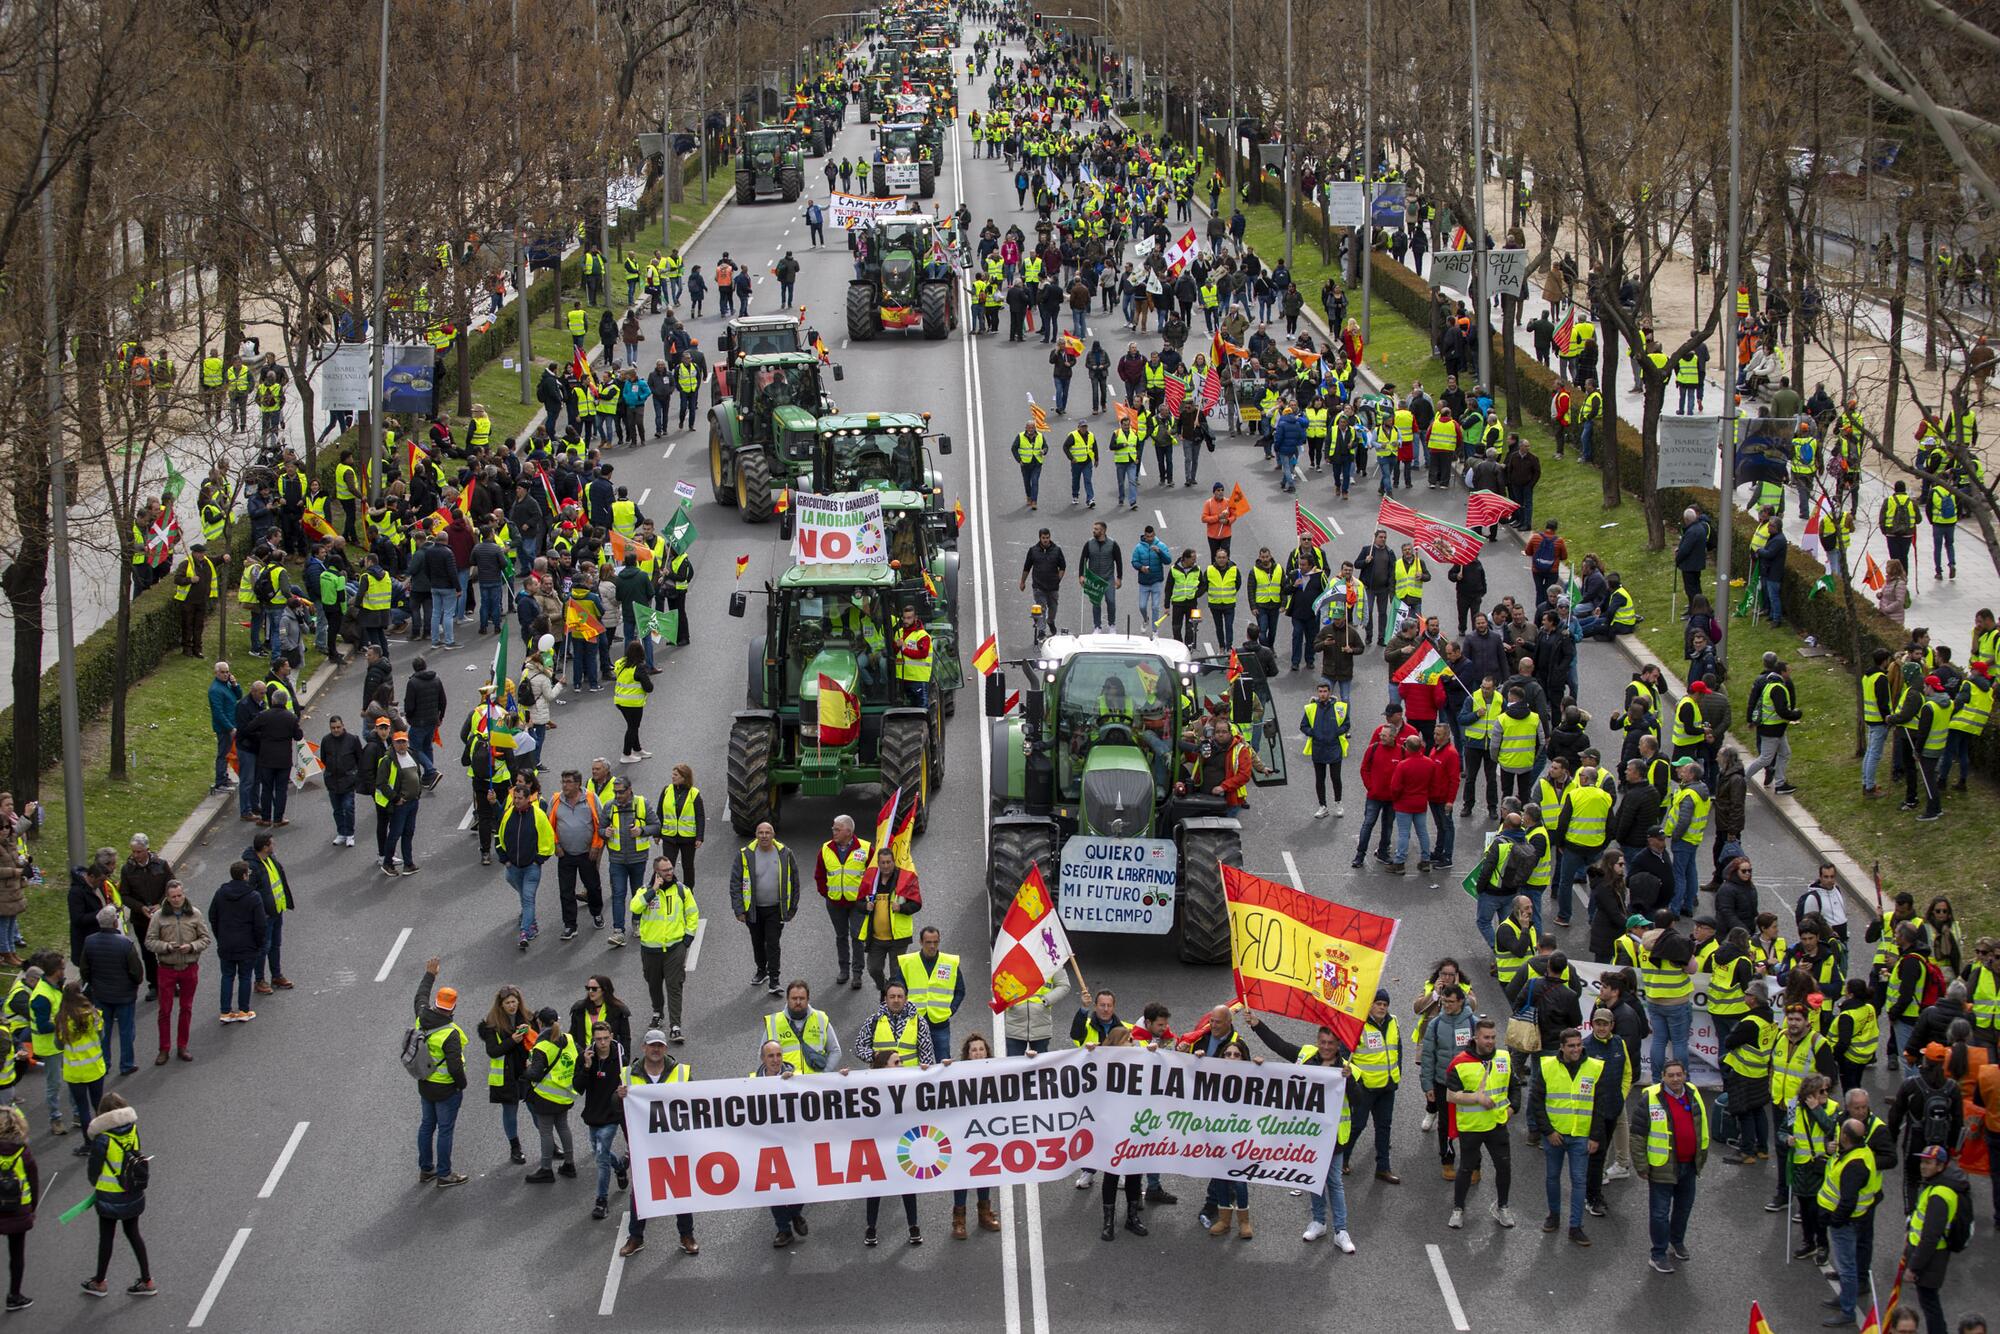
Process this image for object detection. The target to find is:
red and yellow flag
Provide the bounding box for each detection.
[564,599,605,641]
[1748,1302,1776,1334]
[972,633,999,676]
[1222,864,1399,1048]
[301,508,338,544]
[1058,332,1084,356]
[816,672,860,747]
[989,862,1074,1012]
[735,554,750,578]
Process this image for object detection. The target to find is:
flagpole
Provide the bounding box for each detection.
[1067,956,1091,1005]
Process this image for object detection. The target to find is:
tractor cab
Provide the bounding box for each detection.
[776,570,901,713]
[738,354,834,442]
[1046,643,1189,825]
[743,128,790,171]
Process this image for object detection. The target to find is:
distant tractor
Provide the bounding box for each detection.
[871,121,937,198]
[725,562,958,836]
[846,214,959,342]
[735,127,805,204]
[713,313,810,405]
[707,352,842,520]
[982,635,1288,963]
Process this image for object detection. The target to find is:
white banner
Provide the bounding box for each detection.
[791,491,887,565]
[829,191,911,229]
[1056,835,1177,935]
[623,1047,1345,1218]
[893,94,930,116]
[1323,181,1366,229]
[885,162,920,195]
[1571,959,1722,1087]
[1657,416,1724,489]
[1428,248,1528,300]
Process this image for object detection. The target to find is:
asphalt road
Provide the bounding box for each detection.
[28,38,1998,1334]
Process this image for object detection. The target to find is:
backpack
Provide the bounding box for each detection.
[0,1152,25,1208]
[1919,957,1947,1008]
[400,1024,441,1081]
[1532,538,1558,574]
[1920,1082,1956,1149]
[117,1149,151,1194]
[1944,1184,1973,1253]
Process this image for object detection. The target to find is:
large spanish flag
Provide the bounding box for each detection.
[1222,865,1398,1048]
[816,672,860,747]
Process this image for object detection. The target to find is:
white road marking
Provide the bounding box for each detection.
[1023,1182,1051,1333]
[1426,1244,1472,1331]
[257,1121,311,1199]
[457,803,476,831]
[997,1186,1022,1334]
[374,927,413,982]
[1202,640,1216,655]
[662,442,677,460]
[597,1211,627,1316]
[1328,515,1345,535]
[1154,509,1167,530]
[1282,851,1304,891]
[684,918,707,972]
[189,1227,253,1328]
[638,487,651,506]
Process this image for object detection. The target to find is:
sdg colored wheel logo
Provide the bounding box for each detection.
[896,1125,953,1180]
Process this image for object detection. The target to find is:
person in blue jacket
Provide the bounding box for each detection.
[1299,678,1350,818]
[1271,403,1307,494]
[1129,525,1171,632]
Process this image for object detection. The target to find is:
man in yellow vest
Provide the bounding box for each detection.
[730,823,799,998]
[1820,1117,1883,1324]
[630,859,698,1035]
[1013,418,1047,508]
[1629,1057,1707,1273]
[173,542,220,656]
[413,957,470,1188]
[896,926,963,1057]
[815,814,871,989]
[200,350,226,425]
[892,605,933,708]
[763,980,839,1073]
[856,844,920,994]
[1345,988,1403,1183]
[1445,1017,1516,1228]
[1529,1026,1611,1244]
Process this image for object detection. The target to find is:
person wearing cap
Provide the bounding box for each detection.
[1904,673,1953,821]
[412,956,468,1188]
[373,729,424,877]
[1904,1142,1972,1332]
[522,1007,579,1183]
[618,1030,697,1257]
[1888,1043,1965,1215]
[1821,1117,1884,1326]
[1769,1003,1838,1210]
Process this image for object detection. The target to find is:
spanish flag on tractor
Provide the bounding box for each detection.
[1222,865,1399,1049]
[972,633,999,676]
[816,672,860,747]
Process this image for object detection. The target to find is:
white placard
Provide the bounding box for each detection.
[790,491,887,565]
[1428,248,1527,300]
[1323,181,1366,229]
[885,162,920,195]
[1056,835,1178,935]
[1657,415,1724,489]
[829,191,911,228]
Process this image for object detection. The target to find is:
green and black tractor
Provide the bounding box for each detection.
[870,121,938,198]
[706,352,842,520]
[735,127,805,204]
[846,214,959,341]
[982,635,1288,963]
[813,411,956,544]
[725,562,958,836]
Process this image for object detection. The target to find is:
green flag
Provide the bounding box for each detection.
[659,608,680,643]
[59,1192,96,1224]
[666,503,697,555]
[161,454,187,503]
[633,603,661,640]
[1081,568,1108,604]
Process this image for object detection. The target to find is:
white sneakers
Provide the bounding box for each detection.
[1333,1230,1356,1253]
[1421,1112,1437,1133]
[1490,1204,1517,1228]
[1073,1169,1095,1189]
[330,834,354,847]
[1312,806,1328,819]
[1447,1209,1463,1229]
[1302,1220,1327,1242]
[1604,1162,1631,1182]
[1335,804,1346,817]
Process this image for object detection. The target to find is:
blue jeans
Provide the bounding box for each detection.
[1310,1160,1348,1228]
[1393,810,1432,864]
[1115,460,1138,507]
[1579,421,1596,463]
[591,1121,625,1197]
[1553,848,1595,920]
[1933,524,1957,574]
[1354,799,1394,862]
[479,582,506,632]
[1018,461,1042,503]
[1474,892,1512,947]
[1677,384,1698,414]
[214,730,234,787]
[1277,451,1298,490]
[1071,309,1087,336]
[1647,1164,1698,1261]
[1136,582,1162,629]
[1429,803,1456,864]
[431,589,458,646]
[1004,1038,1051,1056]
[1543,1135,1589,1226]
[102,1000,137,1072]
[571,644,600,690]
[219,957,256,1013]
[1760,576,1783,625]
[1203,1178,1249,1210]
[1861,723,1889,790]
[928,1019,952,1061]
[1288,617,1315,669]
[1828,1221,1862,1317]
[1334,457,1354,494]
[1647,1003,1692,1076]
[1069,460,1094,503]
[507,863,542,934]
[606,861,642,929]
[1377,456,1396,493]
[329,790,355,838]
[409,729,437,781]
[238,762,258,819]
[1669,842,1700,915]
[257,913,286,983]
[1939,730,1971,788]
[1088,588,1117,629]
[385,802,417,866]
[1053,377,1070,412]
[418,1090,463,1176]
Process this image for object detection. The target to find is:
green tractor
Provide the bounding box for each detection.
[735,127,805,204]
[725,562,957,836]
[870,121,938,198]
[707,352,842,521]
[814,411,956,544]
[982,634,1288,964]
[846,214,959,341]
[859,73,895,123]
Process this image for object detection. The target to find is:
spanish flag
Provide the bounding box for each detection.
[734,554,750,578]
[953,499,965,531]
[1222,864,1399,1048]
[457,477,475,518]
[405,437,428,477]
[1058,332,1084,357]
[871,789,917,871]
[1747,1302,1776,1334]
[301,508,338,544]
[816,672,860,747]
[972,633,998,676]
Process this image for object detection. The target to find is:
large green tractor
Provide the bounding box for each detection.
[870,121,937,198]
[813,411,956,544]
[846,215,959,341]
[982,635,1288,964]
[725,563,958,836]
[735,127,805,204]
[707,352,841,521]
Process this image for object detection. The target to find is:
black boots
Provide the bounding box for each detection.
[1103,1204,1149,1239]
[1101,1207,1116,1241]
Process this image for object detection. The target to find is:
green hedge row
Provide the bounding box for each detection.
[0,172,683,796]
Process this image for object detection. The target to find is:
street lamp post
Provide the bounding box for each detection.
[513,0,531,405]
[1226,0,1237,212]
[1359,0,1374,344]
[1282,0,1293,271]
[367,0,390,506]
[1467,0,1492,392]
[1714,0,1743,647]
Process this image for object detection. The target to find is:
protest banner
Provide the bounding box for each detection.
[1657,415,1724,488]
[623,1046,1344,1218]
[791,491,888,565]
[829,191,912,228]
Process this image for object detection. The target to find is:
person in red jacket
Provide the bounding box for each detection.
[1351,704,1419,869]
[1389,736,1438,873]
[1400,675,1446,734]
[1426,724,1463,870]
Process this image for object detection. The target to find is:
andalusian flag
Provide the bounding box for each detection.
[816,672,861,747]
[989,863,1073,1012]
[1222,864,1399,1049]
[564,598,605,641]
[665,504,697,555]
[972,633,999,676]
[1295,500,1334,547]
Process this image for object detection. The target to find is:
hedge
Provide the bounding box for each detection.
[0,168,687,794]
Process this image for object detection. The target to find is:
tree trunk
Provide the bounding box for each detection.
[1639,370,1667,548]
[1598,297,1623,509]
[1920,218,1937,372]
[1884,203,1913,463]
[3,349,51,801]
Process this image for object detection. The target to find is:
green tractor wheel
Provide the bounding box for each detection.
[735,448,773,522]
[735,170,755,205]
[986,823,1058,935]
[879,713,931,835]
[1175,827,1243,964]
[846,282,879,341]
[726,716,779,836]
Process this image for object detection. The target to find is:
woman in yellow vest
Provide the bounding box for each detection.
[522,1006,579,1182]
[56,984,106,1140]
[0,1104,36,1309]
[477,986,536,1164]
[82,1091,153,1298]
[612,643,654,763]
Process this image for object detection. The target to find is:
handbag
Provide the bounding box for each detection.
[1504,980,1544,1054]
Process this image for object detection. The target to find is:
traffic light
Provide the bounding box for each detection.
[1033,11,1043,26]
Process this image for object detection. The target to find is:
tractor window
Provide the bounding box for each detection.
[784,591,893,704]
[1052,653,1177,800]
[881,255,915,300]
[738,327,801,357]
[1191,657,1289,787]
[885,511,923,570]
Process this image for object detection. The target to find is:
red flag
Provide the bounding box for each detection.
[1227,650,1243,683]
[1161,374,1186,418]
[1377,497,1485,565]
[1200,367,1223,412]
[1552,308,1576,357]
[1376,496,1424,533]
[1465,490,1520,526]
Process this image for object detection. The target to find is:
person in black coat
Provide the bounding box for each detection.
[1447,556,1487,635]
[240,701,303,825]
[78,907,143,1075]
[318,716,366,846]
[207,862,269,1019]
[1712,857,1760,940]
[68,854,119,969]
[401,658,448,788]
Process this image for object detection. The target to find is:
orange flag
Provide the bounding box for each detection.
[1226,482,1252,520]
[1112,402,1137,431]
[1862,552,1885,592]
